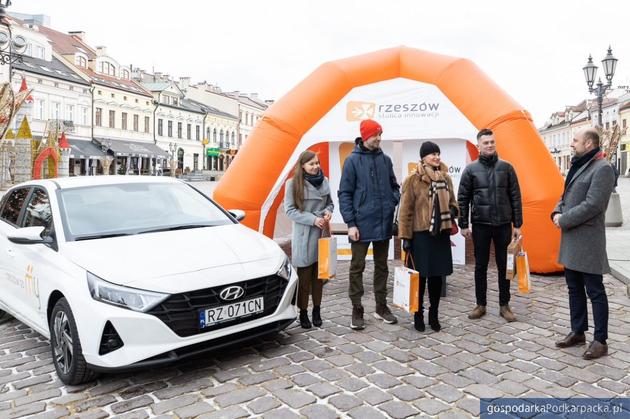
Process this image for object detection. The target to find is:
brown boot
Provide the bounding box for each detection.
[499,305,516,322]
[468,305,486,319]
[582,341,608,360]
[555,332,586,348]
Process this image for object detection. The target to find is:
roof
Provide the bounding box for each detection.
[141,82,172,92]
[187,99,238,120]
[33,24,97,59]
[225,93,268,110]
[86,69,153,97]
[14,55,90,85]
[619,101,630,112]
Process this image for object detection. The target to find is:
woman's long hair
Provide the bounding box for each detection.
[292,150,318,211]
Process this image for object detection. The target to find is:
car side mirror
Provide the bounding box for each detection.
[228,209,246,222]
[7,226,53,245]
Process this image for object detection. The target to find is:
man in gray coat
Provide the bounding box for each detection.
[552,127,615,360]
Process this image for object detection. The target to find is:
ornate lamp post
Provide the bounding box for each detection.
[583,47,618,127]
[0,1,27,68]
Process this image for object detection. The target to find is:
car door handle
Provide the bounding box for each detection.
[6,248,15,257]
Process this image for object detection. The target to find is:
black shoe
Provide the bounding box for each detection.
[299,309,312,329]
[312,306,322,327]
[428,307,441,331]
[555,331,585,348]
[350,304,365,330]
[413,311,425,332]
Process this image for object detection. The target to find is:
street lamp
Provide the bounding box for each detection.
[582,46,618,127]
[0,1,27,67]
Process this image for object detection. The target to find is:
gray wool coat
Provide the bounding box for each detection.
[284,178,334,268]
[552,153,615,274]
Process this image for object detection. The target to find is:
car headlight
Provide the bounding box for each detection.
[87,272,170,312]
[277,256,293,281]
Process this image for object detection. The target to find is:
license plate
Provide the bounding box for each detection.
[199,297,264,328]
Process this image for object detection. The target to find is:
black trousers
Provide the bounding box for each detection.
[565,268,609,343]
[472,223,512,306]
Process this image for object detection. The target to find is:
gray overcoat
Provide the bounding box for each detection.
[284,178,334,268]
[552,153,615,274]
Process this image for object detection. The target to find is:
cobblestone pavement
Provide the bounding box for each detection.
[1,261,629,418]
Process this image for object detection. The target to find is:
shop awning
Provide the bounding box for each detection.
[93,138,169,158]
[68,139,106,159]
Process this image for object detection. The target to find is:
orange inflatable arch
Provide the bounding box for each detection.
[215,46,564,273]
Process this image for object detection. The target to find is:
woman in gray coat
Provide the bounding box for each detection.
[284,150,334,329]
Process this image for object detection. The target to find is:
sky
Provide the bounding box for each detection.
[10,0,630,127]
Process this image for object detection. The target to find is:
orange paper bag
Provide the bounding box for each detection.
[318,236,337,281]
[516,250,530,293]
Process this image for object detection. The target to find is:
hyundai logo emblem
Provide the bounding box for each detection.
[219,286,245,301]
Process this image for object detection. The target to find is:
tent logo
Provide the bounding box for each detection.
[346,101,376,121]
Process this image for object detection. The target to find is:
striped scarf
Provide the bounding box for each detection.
[422,163,452,236]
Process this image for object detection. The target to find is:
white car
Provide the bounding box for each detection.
[0,176,298,384]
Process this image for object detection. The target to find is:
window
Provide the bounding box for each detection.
[0,188,30,226]
[121,112,128,130]
[99,61,116,76]
[213,128,217,142]
[122,69,130,79]
[158,119,163,136]
[187,123,191,140]
[144,116,150,133]
[66,104,74,122]
[35,46,45,59]
[75,55,87,68]
[133,114,139,132]
[34,99,45,120]
[95,108,102,126]
[177,122,182,139]
[23,189,53,237]
[605,122,610,130]
[50,102,61,120]
[231,132,235,145]
[109,110,115,128]
[167,121,173,137]
[206,127,210,139]
[81,107,88,125]
[624,119,627,129]
[196,125,200,141]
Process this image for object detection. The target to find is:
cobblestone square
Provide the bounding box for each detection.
[1,260,629,418]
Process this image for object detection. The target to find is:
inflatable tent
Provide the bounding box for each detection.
[214,46,564,273]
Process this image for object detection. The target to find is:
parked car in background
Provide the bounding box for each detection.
[0,176,297,384]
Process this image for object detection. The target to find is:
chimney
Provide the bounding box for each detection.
[96,46,107,56]
[179,76,190,91]
[69,31,86,41]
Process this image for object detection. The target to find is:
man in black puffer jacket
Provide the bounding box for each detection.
[458,128,523,322]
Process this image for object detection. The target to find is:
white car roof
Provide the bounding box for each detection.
[12,176,183,191]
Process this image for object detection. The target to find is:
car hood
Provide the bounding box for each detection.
[62,224,286,293]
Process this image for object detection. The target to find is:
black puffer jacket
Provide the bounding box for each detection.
[457,153,523,229]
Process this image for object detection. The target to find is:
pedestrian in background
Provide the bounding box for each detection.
[552,127,615,360]
[338,119,400,330]
[458,128,523,322]
[284,150,334,329]
[398,141,459,332]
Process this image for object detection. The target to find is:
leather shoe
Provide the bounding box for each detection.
[583,340,608,360]
[555,332,586,348]
[499,305,516,322]
[468,305,486,319]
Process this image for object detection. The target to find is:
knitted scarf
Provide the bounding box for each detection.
[420,162,452,236]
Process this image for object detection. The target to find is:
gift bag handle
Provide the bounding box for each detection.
[404,249,416,270]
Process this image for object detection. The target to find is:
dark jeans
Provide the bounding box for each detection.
[420,276,442,313]
[296,263,323,310]
[349,240,389,306]
[565,268,609,343]
[472,223,512,306]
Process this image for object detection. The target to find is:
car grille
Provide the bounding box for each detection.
[146,275,289,337]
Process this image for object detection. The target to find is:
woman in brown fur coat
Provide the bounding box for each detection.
[398,141,459,332]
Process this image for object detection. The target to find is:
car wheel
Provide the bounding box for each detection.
[49,298,99,384]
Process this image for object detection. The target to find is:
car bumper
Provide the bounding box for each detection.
[77,275,298,369]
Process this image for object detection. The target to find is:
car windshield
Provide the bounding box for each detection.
[59,182,234,241]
